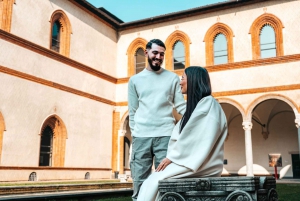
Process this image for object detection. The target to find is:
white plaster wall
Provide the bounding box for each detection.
[116,0,300,77]
[223,115,246,173]
[210,61,300,93]
[10,0,118,76]
[0,73,113,168]
[0,39,116,102]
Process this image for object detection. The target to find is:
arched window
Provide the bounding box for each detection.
[29,172,37,181]
[204,23,234,66]
[49,10,71,57]
[249,13,284,60]
[135,48,145,74]
[173,41,185,70]
[214,34,228,65]
[39,126,53,166]
[260,25,276,58]
[165,30,191,71]
[127,38,148,76]
[39,115,67,167]
[51,21,61,52]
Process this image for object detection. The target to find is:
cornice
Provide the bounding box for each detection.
[71,0,269,31]
[69,0,122,29]
[213,84,300,97]
[118,0,267,31]
[205,54,300,72]
[172,54,300,76]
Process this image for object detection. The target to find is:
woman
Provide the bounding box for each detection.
[137,66,228,201]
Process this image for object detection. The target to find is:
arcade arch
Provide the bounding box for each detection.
[249,97,299,178]
[243,94,300,177]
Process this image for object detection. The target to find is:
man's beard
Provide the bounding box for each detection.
[148,57,161,71]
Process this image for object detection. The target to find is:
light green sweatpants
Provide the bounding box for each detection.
[130,136,170,201]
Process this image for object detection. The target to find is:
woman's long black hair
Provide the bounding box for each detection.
[179,66,212,133]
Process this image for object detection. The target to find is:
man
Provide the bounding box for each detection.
[128,39,186,201]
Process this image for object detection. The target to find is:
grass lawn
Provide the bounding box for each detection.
[96,183,300,201]
[277,183,300,201]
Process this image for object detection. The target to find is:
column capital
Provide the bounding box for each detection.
[242,121,253,131]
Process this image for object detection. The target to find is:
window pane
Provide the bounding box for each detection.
[173,41,185,70]
[260,25,276,58]
[51,21,60,52]
[214,33,228,65]
[135,48,145,74]
[39,126,53,166]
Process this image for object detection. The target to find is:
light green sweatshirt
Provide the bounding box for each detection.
[128,68,186,137]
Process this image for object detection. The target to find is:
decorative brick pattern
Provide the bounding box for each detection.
[49,10,72,57]
[165,30,191,70]
[204,23,234,66]
[127,37,147,76]
[249,13,284,59]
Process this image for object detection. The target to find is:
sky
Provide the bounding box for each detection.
[87,0,228,22]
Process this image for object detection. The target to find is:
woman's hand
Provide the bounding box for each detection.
[156,158,172,172]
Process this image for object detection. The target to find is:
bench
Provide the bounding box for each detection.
[158,176,278,201]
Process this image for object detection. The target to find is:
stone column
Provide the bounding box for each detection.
[242,121,254,176]
[118,130,126,174]
[295,115,300,157]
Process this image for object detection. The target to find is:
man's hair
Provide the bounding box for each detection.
[146,39,166,50]
[180,66,212,133]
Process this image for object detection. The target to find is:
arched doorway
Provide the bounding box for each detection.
[39,115,67,167]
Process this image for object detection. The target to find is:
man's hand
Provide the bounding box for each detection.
[156,158,172,172]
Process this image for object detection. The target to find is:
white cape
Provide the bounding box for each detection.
[167,95,228,178]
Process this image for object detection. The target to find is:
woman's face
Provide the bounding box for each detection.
[180,72,187,94]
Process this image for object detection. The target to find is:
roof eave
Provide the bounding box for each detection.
[118,0,270,31]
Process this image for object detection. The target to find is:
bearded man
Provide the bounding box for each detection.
[128,39,186,201]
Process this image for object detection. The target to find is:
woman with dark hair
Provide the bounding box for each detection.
[137,66,228,201]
